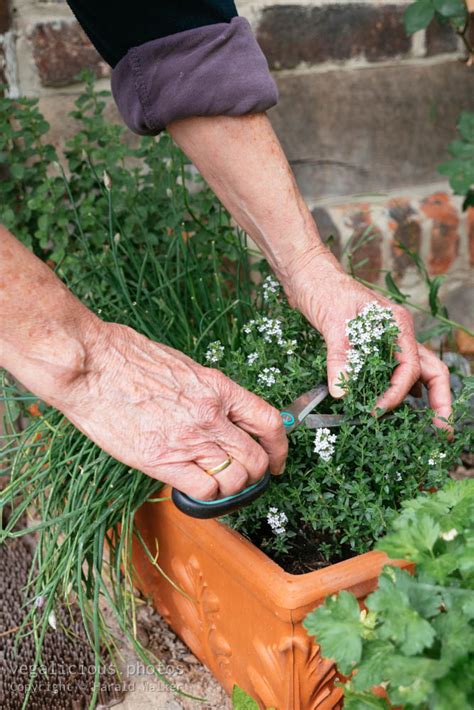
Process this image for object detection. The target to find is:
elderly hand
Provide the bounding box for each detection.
[284,250,452,429]
[56,321,288,499]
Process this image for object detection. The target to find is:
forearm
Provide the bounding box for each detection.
[0,226,99,407]
[168,113,339,287]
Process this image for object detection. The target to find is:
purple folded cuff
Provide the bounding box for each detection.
[111,17,278,135]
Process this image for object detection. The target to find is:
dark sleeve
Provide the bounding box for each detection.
[66,0,278,136]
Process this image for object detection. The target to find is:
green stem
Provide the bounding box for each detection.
[356,278,474,337]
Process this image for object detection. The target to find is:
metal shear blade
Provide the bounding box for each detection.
[280,384,329,432]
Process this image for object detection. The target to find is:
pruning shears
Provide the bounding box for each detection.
[172,383,345,519]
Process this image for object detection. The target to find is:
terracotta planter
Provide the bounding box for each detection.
[132,489,409,710]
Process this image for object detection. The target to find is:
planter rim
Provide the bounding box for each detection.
[150,489,408,612]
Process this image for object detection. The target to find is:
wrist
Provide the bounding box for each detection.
[1,304,104,411]
[280,242,344,312]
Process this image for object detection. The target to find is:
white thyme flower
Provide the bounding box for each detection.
[440,528,458,541]
[313,427,337,462]
[285,339,297,356]
[427,450,446,467]
[247,352,259,365]
[257,317,284,344]
[205,341,224,364]
[166,188,173,198]
[395,471,402,481]
[262,275,280,301]
[345,302,395,380]
[35,596,45,609]
[267,507,288,535]
[258,367,281,387]
[242,316,285,345]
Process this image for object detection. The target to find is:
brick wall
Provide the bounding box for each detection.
[1,0,473,341]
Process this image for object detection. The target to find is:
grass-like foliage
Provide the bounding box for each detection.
[0,76,472,707]
[304,477,474,709]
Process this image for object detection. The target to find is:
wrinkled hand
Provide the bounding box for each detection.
[284,252,452,429]
[59,322,288,499]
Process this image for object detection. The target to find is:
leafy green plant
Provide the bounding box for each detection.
[304,477,474,709]
[402,1,473,212]
[0,71,240,287]
[438,111,474,210]
[404,0,471,52]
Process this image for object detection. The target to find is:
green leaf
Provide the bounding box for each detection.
[429,275,445,316]
[404,0,435,34]
[368,572,436,655]
[433,609,474,663]
[343,686,389,709]
[232,685,260,710]
[433,0,466,16]
[304,591,363,674]
[438,158,474,195]
[10,163,25,180]
[351,640,393,691]
[384,273,405,302]
[458,112,474,142]
[417,322,452,343]
[378,514,440,562]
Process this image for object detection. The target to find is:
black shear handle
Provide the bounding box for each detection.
[171,469,271,519]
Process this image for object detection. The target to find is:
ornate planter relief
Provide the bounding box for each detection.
[133,495,409,709]
[170,555,232,681]
[248,635,341,710]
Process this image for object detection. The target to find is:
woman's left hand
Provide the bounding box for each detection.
[283,250,452,430]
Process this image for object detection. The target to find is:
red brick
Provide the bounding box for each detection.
[345,205,382,283]
[468,207,474,266]
[30,21,110,87]
[257,5,411,70]
[421,192,460,275]
[388,198,422,279]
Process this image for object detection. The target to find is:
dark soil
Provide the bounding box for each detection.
[245,522,357,575]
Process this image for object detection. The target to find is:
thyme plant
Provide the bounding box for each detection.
[209,279,472,567]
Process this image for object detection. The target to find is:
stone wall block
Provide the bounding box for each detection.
[257,4,411,70]
[30,20,110,87]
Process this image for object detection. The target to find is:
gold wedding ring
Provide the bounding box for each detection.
[204,454,233,476]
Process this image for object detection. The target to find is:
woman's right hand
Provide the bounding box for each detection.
[55,321,288,499]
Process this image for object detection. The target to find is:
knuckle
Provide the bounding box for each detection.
[266,407,285,434]
[195,397,222,429]
[254,449,270,476]
[192,478,218,501]
[438,360,450,378]
[227,470,248,493]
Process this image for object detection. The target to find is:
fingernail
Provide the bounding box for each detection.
[274,463,286,476]
[331,381,345,398]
